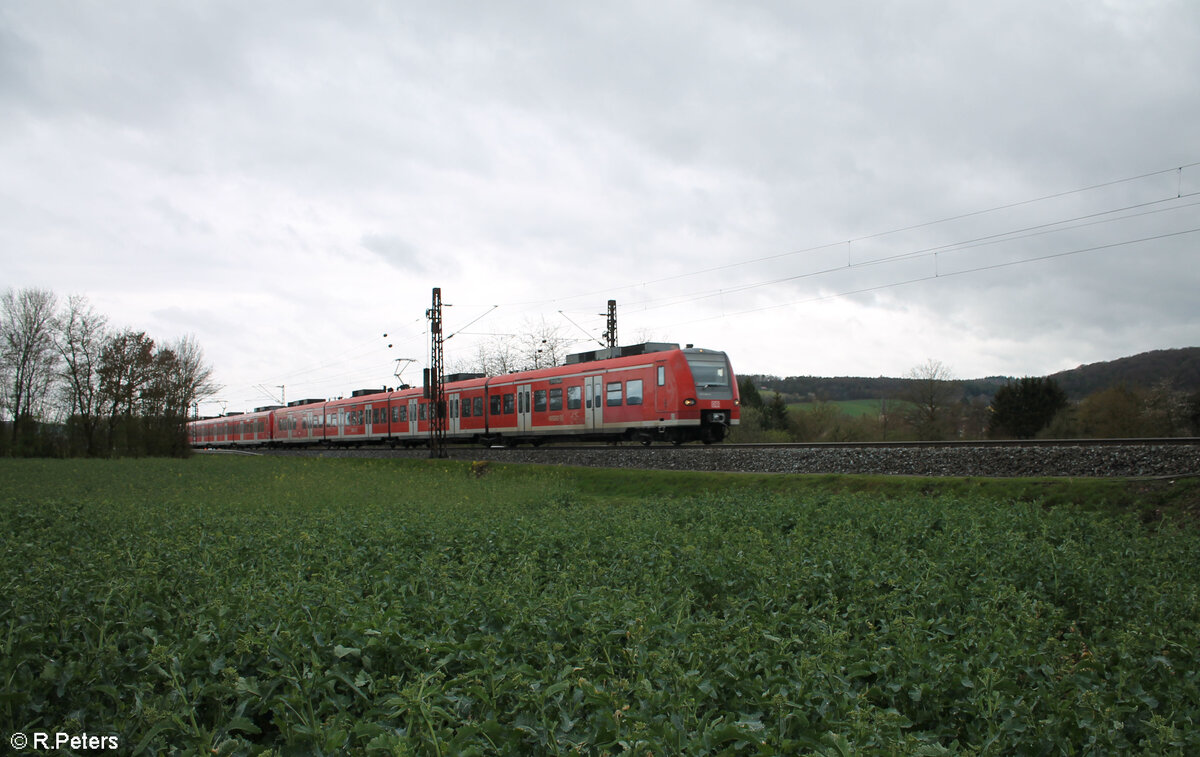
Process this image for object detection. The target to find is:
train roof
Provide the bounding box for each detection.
[565,341,680,365]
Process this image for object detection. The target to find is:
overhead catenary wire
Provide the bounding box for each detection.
[495,161,1200,310]
[626,193,1200,314]
[660,226,1200,330]
[558,309,607,347]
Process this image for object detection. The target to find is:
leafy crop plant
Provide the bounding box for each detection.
[1,457,1197,754]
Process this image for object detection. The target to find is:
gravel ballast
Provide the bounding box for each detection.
[265,442,1200,478]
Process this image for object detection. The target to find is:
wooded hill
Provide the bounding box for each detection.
[1048,347,1200,400]
[749,347,1200,402]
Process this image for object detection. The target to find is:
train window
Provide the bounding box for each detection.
[503,393,515,414]
[462,398,471,418]
[534,390,547,412]
[549,388,563,411]
[627,379,643,406]
[567,385,582,410]
[419,403,428,421]
[490,395,502,414]
[658,365,666,386]
[398,406,408,422]
[474,396,484,416]
[606,382,622,407]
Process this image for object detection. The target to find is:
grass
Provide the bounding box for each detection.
[2,457,1198,755]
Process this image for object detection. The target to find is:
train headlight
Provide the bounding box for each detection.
[683,398,696,406]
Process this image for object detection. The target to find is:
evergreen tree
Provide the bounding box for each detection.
[989,377,1068,438]
[737,376,763,409]
[764,391,790,431]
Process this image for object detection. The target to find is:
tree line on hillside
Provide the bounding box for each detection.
[0,288,219,457]
[1048,347,1200,400]
[736,358,1200,443]
[752,374,1010,403]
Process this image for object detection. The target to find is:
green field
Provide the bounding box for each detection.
[787,399,915,418]
[2,458,1198,755]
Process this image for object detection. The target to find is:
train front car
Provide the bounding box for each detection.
[678,347,740,443]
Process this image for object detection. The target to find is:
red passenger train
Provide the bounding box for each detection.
[188,342,740,449]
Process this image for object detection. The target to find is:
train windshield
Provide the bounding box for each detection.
[685,350,734,398]
[690,360,729,387]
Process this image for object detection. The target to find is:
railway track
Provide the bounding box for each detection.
[256,438,1200,478]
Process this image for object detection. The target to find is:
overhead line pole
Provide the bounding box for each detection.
[604,299,617,351]
[426,287,448,459]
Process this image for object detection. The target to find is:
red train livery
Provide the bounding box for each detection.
[188,342,740,448]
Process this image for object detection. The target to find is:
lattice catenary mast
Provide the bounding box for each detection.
[604,299,617,350]
[425,287,448,459]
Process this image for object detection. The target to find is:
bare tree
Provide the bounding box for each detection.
[2,286,219,456]
[459,318,574,376]
[54,295,109,454]
[165,334,220,417]
[900,358,960,440]
[98,330,157,429]
[0,288,60,446]
[469,334,519,376]
[1143,379,1191,437]
[517,316,569,370]
[141,346,180,417]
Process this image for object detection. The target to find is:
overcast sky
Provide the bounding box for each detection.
[3,1,1198,413]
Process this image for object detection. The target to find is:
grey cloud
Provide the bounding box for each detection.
[361,233,426,272]
[1,0,1197,387]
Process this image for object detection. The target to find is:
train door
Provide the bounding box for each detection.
[408,399,418,440]
[655,361,669,413]
[447,392,461,436]
[364,403,373,439]
[516,384,532,433]
[584,375,603,431]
